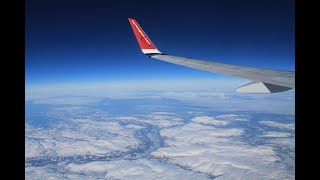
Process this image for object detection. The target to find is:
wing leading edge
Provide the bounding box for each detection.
[128,18,295,93]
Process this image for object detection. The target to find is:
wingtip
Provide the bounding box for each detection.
[128,18,161,54]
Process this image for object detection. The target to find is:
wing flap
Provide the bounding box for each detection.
[236,81,292,94]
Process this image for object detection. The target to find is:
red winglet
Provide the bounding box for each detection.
[128,18,161,54]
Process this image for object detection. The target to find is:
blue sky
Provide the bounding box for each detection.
[26,0,294,85]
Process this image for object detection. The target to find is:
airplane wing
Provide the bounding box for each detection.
[128,18,295,93]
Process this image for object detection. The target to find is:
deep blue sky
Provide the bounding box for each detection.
[26,0,295,85]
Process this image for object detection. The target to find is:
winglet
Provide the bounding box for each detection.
[128,18,162,55]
